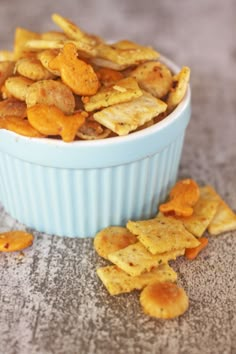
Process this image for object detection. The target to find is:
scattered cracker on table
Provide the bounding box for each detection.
[175,185,221,237]
[97,263,177,296]
[107,241,185,277]
[0,231,33,252]
[159,178,200,217]
[94,226,137,260]
[140,282,189,319]
[208,197,236,235]
[127,216,200,255]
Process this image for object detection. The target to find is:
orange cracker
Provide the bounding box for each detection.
[0,116,44,138]
[27,104,87,142]
[178,185,220,237]
[49,42,99,96]
[0,231,34,252]
[159,178,200,217]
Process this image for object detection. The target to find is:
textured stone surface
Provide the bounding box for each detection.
[0,1,236,353]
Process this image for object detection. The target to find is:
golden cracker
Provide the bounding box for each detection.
[208,198,236,235]
[179,185,220,237]
[140,282,189,319]
[94,226,137,260]
[107,241,184,276]
[96,40,159,67]
[130,61,172,98]
[5,76,34,101]
[83,77,143,112]
[97,263,177,296]
[127,215,199,254]
[167,66,190,113]
[93,91,167,136]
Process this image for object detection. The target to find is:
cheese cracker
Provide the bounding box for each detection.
[179,185,220,237]
[208,199,236,235]
[127,216,199,255]
[94,226,137,260]
[140,282,189,319]
[97,263,177,295]
[108,241,184,276]
[93,91,167,135]
[83,77,143,112]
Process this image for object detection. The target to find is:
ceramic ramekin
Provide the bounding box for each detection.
[0,56,191,237]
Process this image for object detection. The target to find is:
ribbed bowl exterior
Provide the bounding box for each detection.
[0,133,184,237]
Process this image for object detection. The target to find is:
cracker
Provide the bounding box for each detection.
[37,49,60,76]
[167,66,190,113]
[130,61,172,98]
[94,226,137,260]
[0,61,15,88]
[83,77,143,112]
[51,13,98,46]
[27,104,87,142]
[0,231,33,252]
[15,57,55,81]
[179,185,220,237]
[127,216,200,255]
[0,50,14,61]
[107,241,184,276]
[159,178,200,217]
[13,27,41,60]
[0,98,27,118]
[140,282,189,319]
[26,79,75,114]
[5,76,34,101]
[95,67,124,87]
[48,42,99,96]
[0,115,44,138]
[24,39,97,58]
[97,263,177,296]
[77,116,111,140]
[208,199,236,235]
[93,91,167,135]
[96,40,160,67]
[41,31,68,41]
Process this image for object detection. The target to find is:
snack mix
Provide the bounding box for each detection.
[0,14,190,142]
[94,179,236,319]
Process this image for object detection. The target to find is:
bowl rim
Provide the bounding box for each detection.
[0,55,190,147]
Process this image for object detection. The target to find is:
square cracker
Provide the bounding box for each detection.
[83,77,143,112]
[107,241,184,276]
[127,216,199,255]
[97,263,177,296]
[208,198,236,235]
[178,185,220,237]
[93,91,167,135]
[96,40,160,66]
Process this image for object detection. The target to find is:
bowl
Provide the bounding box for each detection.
[0,56,191,237]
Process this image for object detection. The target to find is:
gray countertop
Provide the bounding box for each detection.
[0,1,236,353]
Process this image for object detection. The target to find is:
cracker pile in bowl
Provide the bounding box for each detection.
[94,179,236,319]
[0,14,190,142]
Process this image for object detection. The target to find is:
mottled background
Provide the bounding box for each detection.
[0,1,236,354]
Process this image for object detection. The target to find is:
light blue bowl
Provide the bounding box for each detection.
[0,56,191,237]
